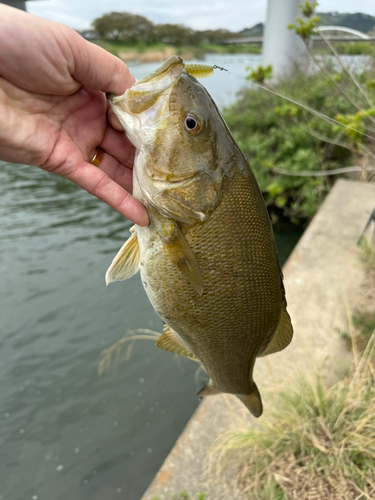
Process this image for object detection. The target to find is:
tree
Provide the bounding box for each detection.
[92,12,154,42]
[196,29,238,44]
[154,23,195,46]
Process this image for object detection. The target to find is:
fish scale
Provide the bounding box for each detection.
[106,56,293,416]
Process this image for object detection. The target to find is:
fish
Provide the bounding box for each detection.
[106,56,293,417]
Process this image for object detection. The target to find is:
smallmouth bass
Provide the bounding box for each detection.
[106,56,293,417]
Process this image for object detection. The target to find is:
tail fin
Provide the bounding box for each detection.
[237,382,263,417]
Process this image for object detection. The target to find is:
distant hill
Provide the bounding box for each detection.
[316,12,375,33]
[240,22,264,37]
[240,11,375,36]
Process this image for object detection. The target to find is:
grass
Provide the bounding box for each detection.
[97,328,160,375]
[339,237,375,354]
[208,336,375,500]
[341,308,375,353]
[152,493,206,500]
[314,41,374,56]
[360,236,375,273]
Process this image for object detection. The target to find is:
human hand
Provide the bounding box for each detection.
[0,5,149,226]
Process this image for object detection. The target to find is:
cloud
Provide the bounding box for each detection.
[27,0,375,31]
[27,0,266,31]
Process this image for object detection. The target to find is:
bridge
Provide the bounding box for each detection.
[224,26,375,45]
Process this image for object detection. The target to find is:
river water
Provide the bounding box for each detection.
[0,54,301,500]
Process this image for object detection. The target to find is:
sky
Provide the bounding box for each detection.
[26,0,375,32]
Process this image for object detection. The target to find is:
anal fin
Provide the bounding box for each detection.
[155,325,198,362]
[258,309,293,358]
[105,227,140,285]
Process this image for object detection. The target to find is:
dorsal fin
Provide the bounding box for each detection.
[155,325,199,361]
[105,228,140,285]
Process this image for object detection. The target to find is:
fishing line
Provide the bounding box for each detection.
[212,66,375,144]
[272,165,375,177]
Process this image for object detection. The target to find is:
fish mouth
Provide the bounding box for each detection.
[132,55,184,86]
[107,56,185,116]
[107,56,186,151]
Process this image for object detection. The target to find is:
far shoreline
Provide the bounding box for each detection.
[94,40,261,63]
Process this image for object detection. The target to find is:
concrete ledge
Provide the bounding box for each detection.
[141,180,375,500]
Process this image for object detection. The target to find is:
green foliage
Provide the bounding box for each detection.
[334,109,375,145]
[224,67,371,223]
[247,64,272,84]
[298,1,319,19]
[288,2,320,40]
[288,16,320,40]
[313,41,374,56]
[331,42,373,56]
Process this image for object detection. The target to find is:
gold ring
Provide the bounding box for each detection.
[90,147,104,167]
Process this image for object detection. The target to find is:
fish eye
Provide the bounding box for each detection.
[184,113,203,134]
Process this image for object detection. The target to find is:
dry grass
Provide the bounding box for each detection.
[208,334,375,500]
[97,328,160,375]
[360,236,375,274]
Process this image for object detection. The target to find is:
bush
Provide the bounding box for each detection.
[224,63,375,225]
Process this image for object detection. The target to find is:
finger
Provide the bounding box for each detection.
[100,126,135,168]
[69,30,135,95]
[95,152,133,193]
[68,161,149,226]
[107,108,124,132]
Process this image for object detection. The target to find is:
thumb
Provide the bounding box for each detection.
[69,30,135,95]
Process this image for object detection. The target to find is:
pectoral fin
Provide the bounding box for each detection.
[157,219,203,294]
[156,325,198,361]
[105,229,140,285]
[258,309,293,357]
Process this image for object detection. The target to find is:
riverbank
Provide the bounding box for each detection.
[141,179,375,499]
[94,40,261,63]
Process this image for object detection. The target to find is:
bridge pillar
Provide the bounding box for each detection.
[0,0,27,10]
[262,0,310,79]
